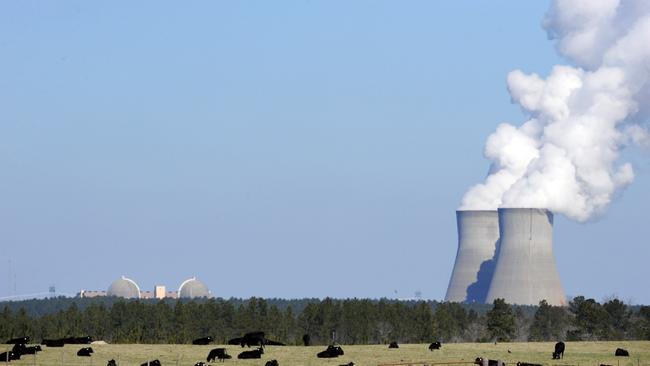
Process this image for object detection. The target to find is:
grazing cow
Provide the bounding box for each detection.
[207,348,232,362]
[474,357,506,366]
[339,363,355,366]
[194,363,208,366]
[107,359,117,366]
[193,336,213,345]
[615,348,629,357]
[302,334,311,346]
[5,337,30,344]
[553,342,565,359]
[42,339,65,347]
[600,364,613,366]
[389,341,399,349]
[228,331,284,348]
[429,341,442,350]
[517,362,542,366]
[140,360,161,366]
[228,331,264,347]
[265,360,279,366]
[77,347,94,357]
[237,347,264,359]
[317,345,345,358]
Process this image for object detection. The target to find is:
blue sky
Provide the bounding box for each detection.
[1,1,649,303]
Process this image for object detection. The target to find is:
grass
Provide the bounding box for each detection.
[1,341,649,366]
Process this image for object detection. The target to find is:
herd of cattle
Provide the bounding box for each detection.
[474,342,631,366]
[0,334,635,366]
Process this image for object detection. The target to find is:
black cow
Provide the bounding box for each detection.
[237,347,264,359]
[65,336,93,344]
[475,357,505,366]
[77,347,94,357]
[140,360,161,366]
[228,331,263,347]
[0,351,19,362]
[107,359,117,366]
[317,345,345,358]
[11,343,28,355]
[42,339,65,347]
[339,363,355,366]
[228,332,284,348]
[22,345,42,354]
[194,363,208,366]
[207,348,232,362]
[389,341,399,349]
[553,342,565,359]
[302,334,311,346]
[265,360,279,366]
[600,364,613,366]
[429,341,441,350]
[517,362,543,366]
[615,348,629,357]
[193,336,213,345]
[5,337,29,344]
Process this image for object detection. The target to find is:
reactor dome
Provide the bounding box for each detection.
[107,276,141,299]
[178,277,210,299]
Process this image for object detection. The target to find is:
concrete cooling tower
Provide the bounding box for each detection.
[485,208,566,306]
[445,210,500,303]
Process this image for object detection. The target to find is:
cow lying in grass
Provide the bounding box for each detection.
[238,347,264,359]
[317,345,344,358]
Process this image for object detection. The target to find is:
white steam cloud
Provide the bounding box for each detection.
[460,0,650,222]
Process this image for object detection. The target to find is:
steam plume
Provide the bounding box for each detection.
[460,0,650,221]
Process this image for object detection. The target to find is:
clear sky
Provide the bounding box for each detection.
[1,1,649,303]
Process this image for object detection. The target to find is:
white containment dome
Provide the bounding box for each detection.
[486,208,566,306]
[107,276,141,299]
[445,210,500,303]
[178,277,210,299]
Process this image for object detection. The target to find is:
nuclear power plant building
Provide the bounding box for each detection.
[486,208,566,306]
[445,210,499,303]
[446,208,566,306]
[178,277,211,299]
[78,276,212,300]
[107,276,141,299]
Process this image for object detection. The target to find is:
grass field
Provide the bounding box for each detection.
[2,342,649,366]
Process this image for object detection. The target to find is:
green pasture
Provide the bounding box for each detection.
[2,342,649,366]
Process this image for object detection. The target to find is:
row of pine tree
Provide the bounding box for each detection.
[1,297,649,344]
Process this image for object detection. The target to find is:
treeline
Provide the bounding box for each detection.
[0,296,649,344]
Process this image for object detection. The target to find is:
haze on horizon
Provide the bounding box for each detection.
[1,1,649,303]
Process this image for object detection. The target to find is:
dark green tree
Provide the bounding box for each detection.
[433,302,469,341]
[638,306,650,340]
[567,296,609,340]
[602,298,630,340]
[528,300,568,341]
[0,307,13,340]
[486,298,515,341]
[411,301,435,343]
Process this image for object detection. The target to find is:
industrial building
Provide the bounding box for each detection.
[78,276,211,300]
[445,208,566,306]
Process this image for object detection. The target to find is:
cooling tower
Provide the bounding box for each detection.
[485,208,566,306]
[445,210,499,303]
